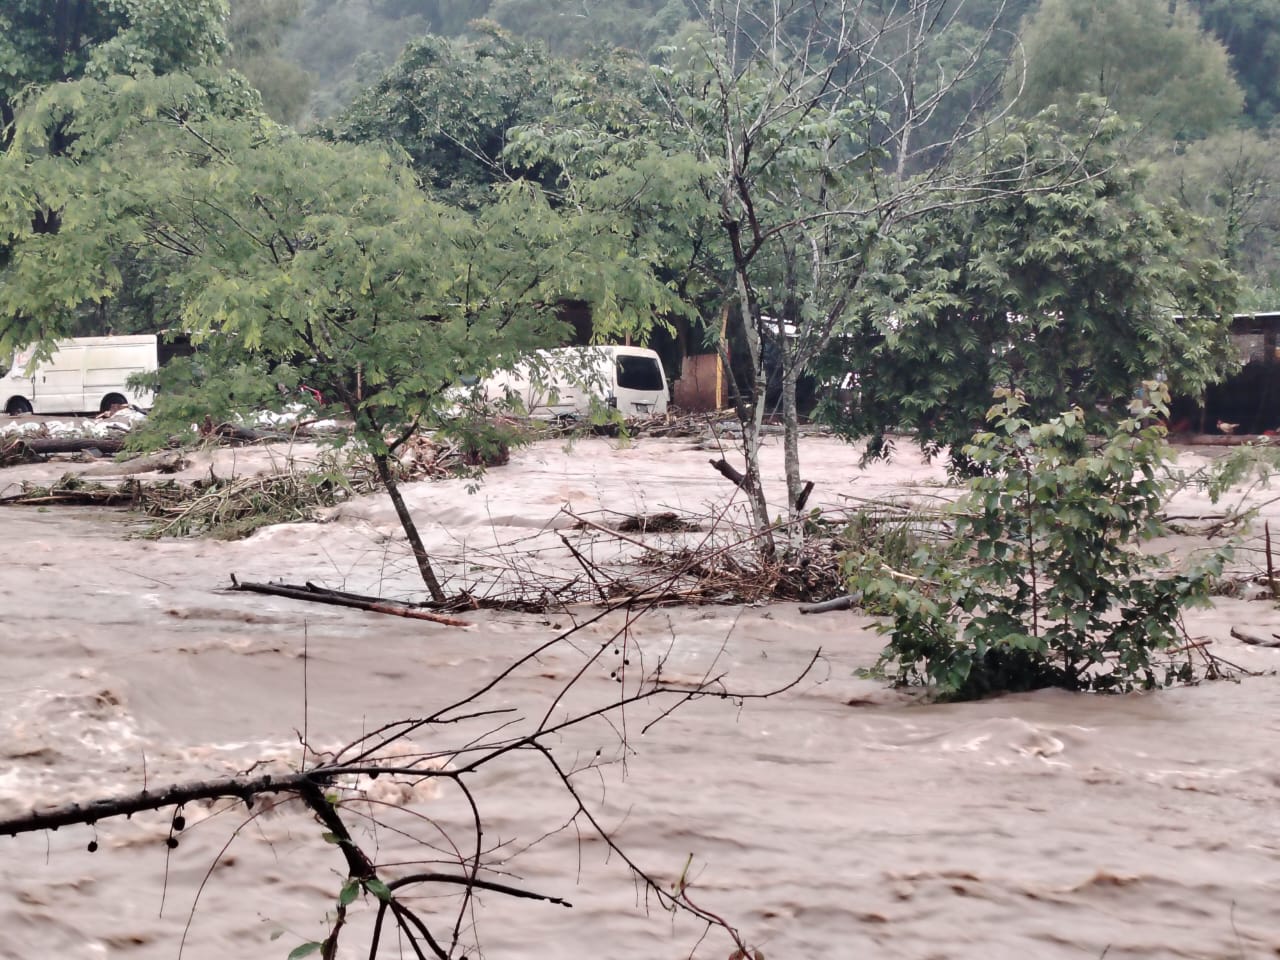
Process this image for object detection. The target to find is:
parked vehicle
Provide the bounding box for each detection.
[1,335,158,415]
[477,346,668,419]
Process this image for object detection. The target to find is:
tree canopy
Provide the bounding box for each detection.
[1012,0,1244,139]
[817,109,1239,461]
[0,0,228,141]
[324,28,570,208]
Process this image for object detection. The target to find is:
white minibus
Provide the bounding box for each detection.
[478,346,668,419]
[1,335,158,415]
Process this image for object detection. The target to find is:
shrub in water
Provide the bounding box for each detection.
[857,384,1231,699]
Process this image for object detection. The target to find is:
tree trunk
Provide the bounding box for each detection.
[740,330,774,553]
[782,367,803,515]
[715,303,775,554]
[373,452,446,603]
[737,302,775,550]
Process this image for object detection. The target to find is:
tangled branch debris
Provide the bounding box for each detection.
[0,434,504,538]
[410,499,956,612]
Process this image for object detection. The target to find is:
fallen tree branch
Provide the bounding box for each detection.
[794,480,815,512]
[559,533,609,603]
[0,771,323,837]
[0,479,141,506]
[562,511,657,551]
[228,575,471,627]
[709,457,748,490]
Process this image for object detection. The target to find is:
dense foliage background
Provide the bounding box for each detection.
[0,0,1264,469]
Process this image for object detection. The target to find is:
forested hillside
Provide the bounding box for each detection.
[257,0,1280,304]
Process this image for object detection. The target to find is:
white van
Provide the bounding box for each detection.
[478,346,668,419]
[1,335,158,415]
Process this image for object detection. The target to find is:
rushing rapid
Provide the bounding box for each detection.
[1,436,1277,959]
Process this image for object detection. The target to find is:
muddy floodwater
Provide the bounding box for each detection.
[0,435,1277,959]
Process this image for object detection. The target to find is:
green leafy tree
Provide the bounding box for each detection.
[818,108,1240,462]
[324,28,569,208]
[0,0,241,338]
[0,74,682,599]
[1151,128,1280,303]
[859,385,1231,699]
[0,1,128,138]
[1012,0,1244,140]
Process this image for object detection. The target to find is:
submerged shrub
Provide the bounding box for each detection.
[857,384,1231,700]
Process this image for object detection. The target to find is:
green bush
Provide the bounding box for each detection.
[857,385,1231,700]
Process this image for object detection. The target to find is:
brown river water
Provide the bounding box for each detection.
[0,435,1277,959]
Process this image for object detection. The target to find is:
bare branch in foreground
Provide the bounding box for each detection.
[2,581,823,959]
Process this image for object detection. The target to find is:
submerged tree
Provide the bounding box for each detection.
[859,385,1232,699]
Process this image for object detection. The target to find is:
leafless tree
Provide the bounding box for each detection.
[658,0,1038,544]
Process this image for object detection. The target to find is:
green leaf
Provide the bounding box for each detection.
[364,878,392,902]
[339,879,360,907]
[287,942,322,960]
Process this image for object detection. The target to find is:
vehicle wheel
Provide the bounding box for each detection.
[100,393,128,412]
[5,397,33,416]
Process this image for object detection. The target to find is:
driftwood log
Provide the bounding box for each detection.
[82,450,187,476]
[1229,626,1280,648]
[798,592,862,615]
[23,436,126,455]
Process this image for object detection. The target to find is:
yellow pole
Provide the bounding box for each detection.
[716,304,730,408]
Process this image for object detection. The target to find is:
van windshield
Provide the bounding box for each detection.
[615,355,663,391]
